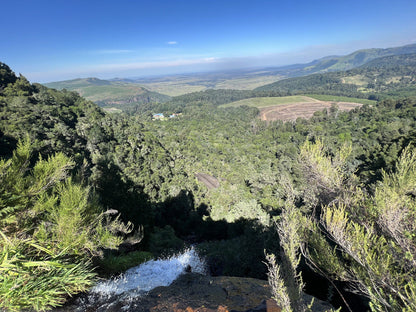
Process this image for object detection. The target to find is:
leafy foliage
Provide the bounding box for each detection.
[0,139,131,311]
[270,141,416,311]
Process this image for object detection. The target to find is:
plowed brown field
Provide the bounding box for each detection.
[259,100,362,122]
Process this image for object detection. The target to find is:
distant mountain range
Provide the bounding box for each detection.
[280,43,416,76]
[44,43,416,108]
[256,52,416,99]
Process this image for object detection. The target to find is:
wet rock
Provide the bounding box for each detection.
[53,273,333,312]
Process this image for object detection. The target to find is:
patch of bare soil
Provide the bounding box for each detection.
[259,101,362,122]
[195,173,220,189]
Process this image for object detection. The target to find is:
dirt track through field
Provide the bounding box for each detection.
[259,99,362,122]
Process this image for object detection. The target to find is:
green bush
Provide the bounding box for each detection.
[0,139,131,311]
[148,225,185,256]
[95,251,153,276]
[268,141,416,311]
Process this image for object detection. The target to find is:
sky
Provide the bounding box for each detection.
[1,0,416,83]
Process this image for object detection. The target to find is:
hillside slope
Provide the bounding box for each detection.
[255,53,416,99]
[283,43,416,77]
[44,78,171,109]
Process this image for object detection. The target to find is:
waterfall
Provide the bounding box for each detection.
[91,247,206,297]
[57,247,207,311]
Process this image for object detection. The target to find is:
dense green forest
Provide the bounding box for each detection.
[256,53,416,100]
[2,55,416,312]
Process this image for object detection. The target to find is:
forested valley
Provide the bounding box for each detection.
[2,53,416,312]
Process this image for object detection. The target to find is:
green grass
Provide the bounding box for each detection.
[214,75,282,90]
[135,74,284,96]
[219,96,314,108]
[305,94,376,105]
[103,107,123,113]
[341,75,368,86]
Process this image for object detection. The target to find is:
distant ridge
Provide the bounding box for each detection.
[255,52,416,99]
[44,78,171,109]
[270,43,416,77]
[313,44,416,71]
[45,77,112,89]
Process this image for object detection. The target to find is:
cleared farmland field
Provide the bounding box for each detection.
[221,96,364,122]
[219,95,312,108]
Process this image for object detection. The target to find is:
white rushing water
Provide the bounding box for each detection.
[91,247,206,297]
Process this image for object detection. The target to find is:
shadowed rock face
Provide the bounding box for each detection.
[146,273,271,311]
[56,273,333,312]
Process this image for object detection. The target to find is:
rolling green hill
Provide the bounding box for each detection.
[284,43,416,77]
[255,53,416,99]
[44,78,171,110]
[45,77,112,89]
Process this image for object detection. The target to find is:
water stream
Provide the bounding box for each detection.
[92,247,206,296]
[59,247,206,311]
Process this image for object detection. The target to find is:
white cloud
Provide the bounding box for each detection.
[167,41,178,45]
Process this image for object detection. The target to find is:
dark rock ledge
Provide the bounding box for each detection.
[55,273,334,312]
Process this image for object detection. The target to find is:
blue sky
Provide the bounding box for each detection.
[1,0,416,82]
